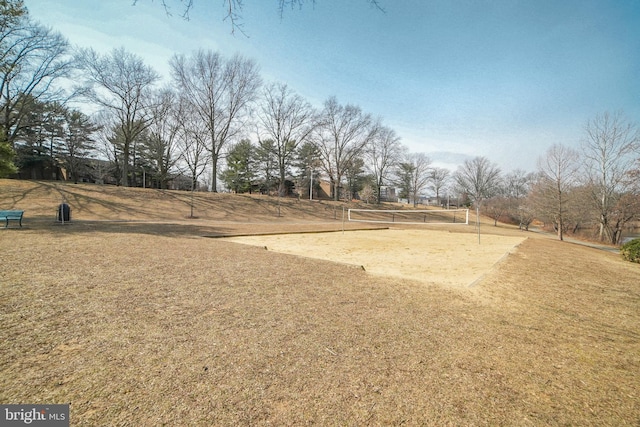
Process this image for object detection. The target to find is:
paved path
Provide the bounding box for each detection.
[530,228,620,254]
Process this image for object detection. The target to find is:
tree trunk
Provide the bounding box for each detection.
[557,217,563,241]
[122,142,130,187]
[210,157,218,192]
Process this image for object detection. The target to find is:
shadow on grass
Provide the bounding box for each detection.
[4,218,233,238]
[5,216,388,239]
[40,182,157,220]
[3,182,48,208]
[6,217,368,238]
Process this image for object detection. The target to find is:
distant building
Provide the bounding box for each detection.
[316,179,332,199]
[379,186,396,202]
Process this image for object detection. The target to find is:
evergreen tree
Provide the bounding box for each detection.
[395,162,415,201]
[255,138,278,194]
[220,139,255,193]
[343,157,367,200]
[14,99,66,179]
[293,141,321,199]
[61,110,99,183]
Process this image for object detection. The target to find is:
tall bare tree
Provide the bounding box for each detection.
[1,2,72,175]
[257,82,316,196]
[366,124,403,203]
[582,112,640,244]
[76,47,159,186]
[171,50,261,191]
[428,167,450,206]
[504,169,533,201]
[314,97,377,200]
[454,156,502,206]
[485,179,509,226]
[144,88,182,188]
[177,106,210,192]
[395,152,431,207]
[503,169,535,228]
[454,156,501,240]
[535,144,581,241]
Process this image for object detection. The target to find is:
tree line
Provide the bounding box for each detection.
[1,0,639,244]
[453,113,640,245]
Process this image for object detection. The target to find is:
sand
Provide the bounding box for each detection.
[226,228,527,286]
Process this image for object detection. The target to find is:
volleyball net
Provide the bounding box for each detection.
[347,208,469,225]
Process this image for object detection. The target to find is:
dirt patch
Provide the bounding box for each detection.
[226,228,526,286]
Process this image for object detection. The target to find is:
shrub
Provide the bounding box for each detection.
[621,238,640,263]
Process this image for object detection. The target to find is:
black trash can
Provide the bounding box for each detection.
[57,203,71,222]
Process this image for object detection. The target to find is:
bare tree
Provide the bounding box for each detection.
[485,179,509,226]
[454,156,501,240]
[535,144,581,241]
[428,167,450,207]
[398,153,431,207]
[366,124,403,203]
[144,88,182,188]
[76,47,159,186]
[257,82,316,196]
[454,156,502,207]
[171,50,261,191]
[1,5,72,175]
[95,116,124,185]
[582,112,640,244]
[504,169,533,200]
[515,201,535,231]
[176,98,211,192]
[314,97,377,200]
[503,169,535,228]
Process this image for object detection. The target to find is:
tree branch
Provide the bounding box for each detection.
[135,0,385,33]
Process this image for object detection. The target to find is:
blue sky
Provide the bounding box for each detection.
[25,0,640,172]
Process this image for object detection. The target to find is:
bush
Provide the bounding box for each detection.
[621,238,640,263]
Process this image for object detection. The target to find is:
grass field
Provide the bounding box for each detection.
[1,180,639,426]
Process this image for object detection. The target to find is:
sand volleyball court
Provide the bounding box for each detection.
[226,228,526,286]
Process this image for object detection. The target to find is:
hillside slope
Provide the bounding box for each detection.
[0,179,363,223]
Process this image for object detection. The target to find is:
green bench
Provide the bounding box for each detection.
[0,210,24,228]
